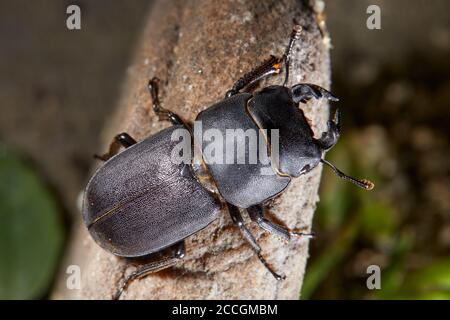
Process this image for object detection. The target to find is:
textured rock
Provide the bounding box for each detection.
[53,0,332,300]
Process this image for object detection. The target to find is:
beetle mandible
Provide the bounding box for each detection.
[82,25,374,299]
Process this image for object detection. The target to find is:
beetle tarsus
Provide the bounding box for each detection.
[291,230,316,239]
[257,252,286,281]
[282,25,302,86]
[148,77,185,126]
[229,204,285,280]
[94,132,137,162]
[114,241,186,300]
[248,204,315,242]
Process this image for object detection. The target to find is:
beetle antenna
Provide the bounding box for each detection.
[321,159,374,190]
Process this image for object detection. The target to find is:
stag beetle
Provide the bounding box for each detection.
[82,25,374,299]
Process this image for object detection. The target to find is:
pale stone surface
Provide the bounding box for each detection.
[53,0,331,300]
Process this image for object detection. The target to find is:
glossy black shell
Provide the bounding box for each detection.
[196,93,291,209]
[248,86,322,177]
[196,86,322,209]
[82,125,221,257]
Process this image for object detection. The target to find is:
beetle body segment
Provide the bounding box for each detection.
[248,85,322,177]
[196,93,291,209]
[82,125,221,258]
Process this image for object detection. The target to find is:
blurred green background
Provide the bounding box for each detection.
[0,0,449,299]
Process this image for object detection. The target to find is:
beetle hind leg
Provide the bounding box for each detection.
[94,132,137,162]
[247,204,315,242]
[228,204,285,280]
[114,241,185,300]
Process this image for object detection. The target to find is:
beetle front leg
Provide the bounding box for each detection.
[228,204,285,280]
[281,24,302,86]
[114,241,185,300]
[148,77,186,126]
[247,204,315,242]
[291,83,339,104]
[225,55,283,97]
[94,132,137,161]
[225,25,304,97]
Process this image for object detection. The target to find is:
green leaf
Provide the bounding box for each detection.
[0,147,64,299]
[360,199,396,240]
[385,258,450,299]
[372,233,412,299]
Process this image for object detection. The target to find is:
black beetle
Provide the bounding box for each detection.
[82,25,374,299]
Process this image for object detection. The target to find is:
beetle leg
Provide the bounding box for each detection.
[225,55,283,97]
[291,83,339,104]
[148,77,185,126]
[94,132,137,161]
[114,241,185,300]
[225,25,302,98]
[247,204,315,242]
[225,25,304,97]
[228,204,285,280]
[281,25,302,86]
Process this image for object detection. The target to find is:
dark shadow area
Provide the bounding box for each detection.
[303,0,450,299]
[0,0,150,299]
